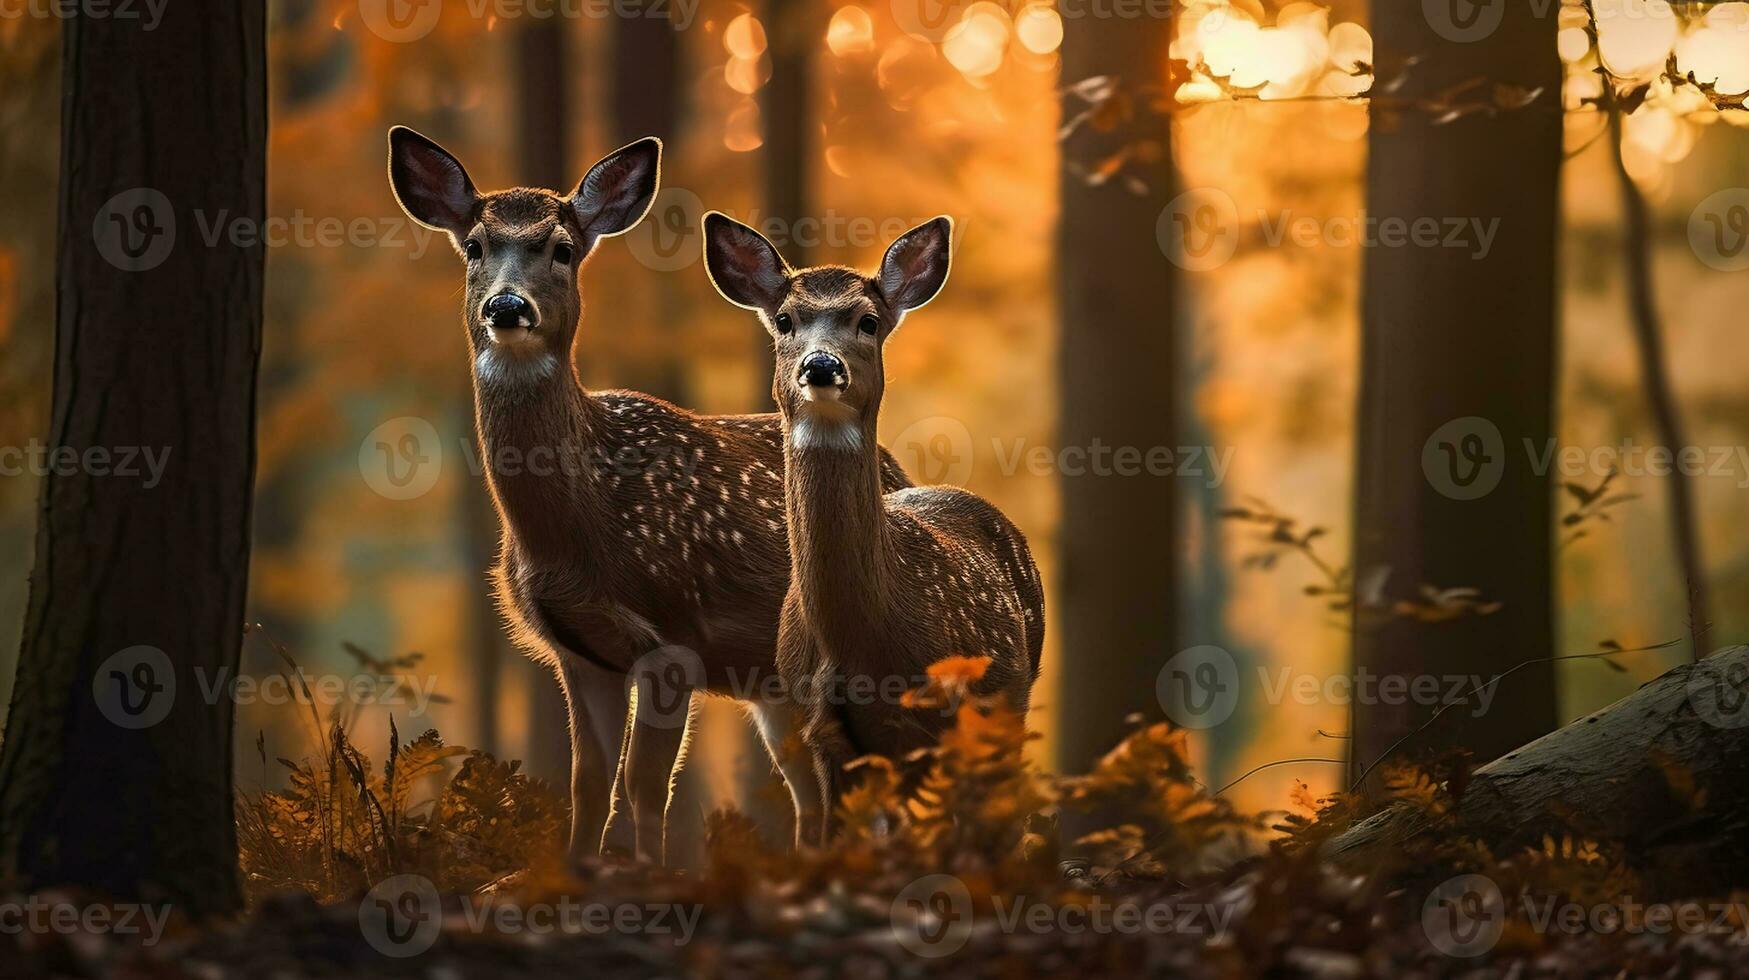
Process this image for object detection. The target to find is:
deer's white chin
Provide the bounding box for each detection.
[791,401,862,452]
[800,385,842,403]
[475,346,559,388]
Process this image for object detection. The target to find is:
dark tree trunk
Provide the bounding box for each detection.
[1328,646,1749,896]
[613,12,690,407]
[1055,17,1178,773]
[755,0,815,412]
[513,19,577,788]
[0,2,266,917]
[1349,3,1563,781]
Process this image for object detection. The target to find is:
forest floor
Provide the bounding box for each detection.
[6,659,1749,979]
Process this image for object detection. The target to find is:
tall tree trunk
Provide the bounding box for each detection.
[1349,3,1563,781]
[756,0,814,412]
[0,1,266,916]
[614,12,690,406]
[1055,16,1178,773]
[514,19,575,787]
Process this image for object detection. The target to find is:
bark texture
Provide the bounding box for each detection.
[0,1,267,916]
[1055,13,1178,772]
[1350,0,1563,777]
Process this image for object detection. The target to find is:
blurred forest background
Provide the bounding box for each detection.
[0,0,1746,846]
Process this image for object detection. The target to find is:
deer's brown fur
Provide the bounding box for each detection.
[703,213,1044,839]
[388,128,908,862]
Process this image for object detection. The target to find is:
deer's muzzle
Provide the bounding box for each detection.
[797,351,849,399]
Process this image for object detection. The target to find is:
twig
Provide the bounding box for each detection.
[1348,637,1682,792]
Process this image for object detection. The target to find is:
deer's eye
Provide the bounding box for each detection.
[553,242,575,265]
[774,312,793,334]
[858,314,880,336]
[463,239,482,261]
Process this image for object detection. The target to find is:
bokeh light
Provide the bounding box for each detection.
[1014,5,1063,56]
[941,3,1010,79]
[1595,0,1678,79]
[827,5,876,58]
[723,13,768,60]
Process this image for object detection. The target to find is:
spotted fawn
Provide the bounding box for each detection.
[702,212,1044,841]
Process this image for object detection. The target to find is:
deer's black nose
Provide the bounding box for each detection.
[483,293,533,329]
[799,351,847,389]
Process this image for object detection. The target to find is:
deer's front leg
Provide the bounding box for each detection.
[555,654,622,865]
[568,657,635,856]
[748,697,825,849]
[626,649,698,864]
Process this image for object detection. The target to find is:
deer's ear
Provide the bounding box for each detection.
[572,137,661,244]
[703,211,790,312]
[879,216,953,313]
[388,126,479,239]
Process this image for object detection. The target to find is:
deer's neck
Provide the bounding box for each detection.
[783,408,892,654]
[471,349,608,559]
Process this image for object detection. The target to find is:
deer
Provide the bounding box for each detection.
[701,212,1045,841]
[386,127,911,863]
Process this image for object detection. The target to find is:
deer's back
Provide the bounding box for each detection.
[884,485,1045,695]
[498,392,911,683]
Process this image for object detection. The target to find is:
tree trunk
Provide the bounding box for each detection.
[1349,3,1563,781]
[0,2,266,917]
[756,0,814,412]
[1055,15,1178,773]
[514,19,577,788]
[1327,646,1749,896]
